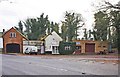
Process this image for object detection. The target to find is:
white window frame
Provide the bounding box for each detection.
[10,32,16,38]
[65,46,71,50]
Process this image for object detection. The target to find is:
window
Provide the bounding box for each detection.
[10,32,16,38]
[76,46,81,50]
[53,38,55,40]
[65,46,71,50]
[103,46,106,47]
[76,42,80,45]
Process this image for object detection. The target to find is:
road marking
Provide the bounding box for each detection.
[60,69,68,71]
[113,63,117,65]
[41,64,68,72]
[59,59,63,60]
[101,62,105,64]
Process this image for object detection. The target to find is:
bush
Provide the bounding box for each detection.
[59,41,76,55]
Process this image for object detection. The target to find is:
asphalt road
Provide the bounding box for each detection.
[1,54,118,75]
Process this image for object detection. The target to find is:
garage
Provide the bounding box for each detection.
[85,43,95,53]
[6,43,20,53]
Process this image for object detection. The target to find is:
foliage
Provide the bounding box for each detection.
[109,10,120,51]
[50,22,59,34]
[22,13,60,40]
[15,21,24,34]
[61,11,84,42]
[92,11,109,41]
[83,28,88,40]
[103,1,120,52]
[94,1,120,52]
[59,41,76,55]
[61,22,67,41]
[16,12,84,42]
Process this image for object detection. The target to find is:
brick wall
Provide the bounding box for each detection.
[3,28,24,53]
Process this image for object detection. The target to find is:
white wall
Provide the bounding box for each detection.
[0,38,3,48]
[45,31,63,51]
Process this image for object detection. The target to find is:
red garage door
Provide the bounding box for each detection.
[85,43,95,53]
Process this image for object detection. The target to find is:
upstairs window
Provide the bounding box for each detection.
[10,32,16,38]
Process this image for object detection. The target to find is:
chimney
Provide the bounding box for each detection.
[3,29,5,34]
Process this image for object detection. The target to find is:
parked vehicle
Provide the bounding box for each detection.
[97,50,108,55]
[23,46,38,55]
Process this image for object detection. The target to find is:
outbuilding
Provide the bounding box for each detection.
[73,40,108,54]
[2,27,27,53]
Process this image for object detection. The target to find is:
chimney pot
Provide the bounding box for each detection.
[3,29,5,33]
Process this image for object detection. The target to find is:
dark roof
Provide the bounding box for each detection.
[2,27,28,40]
[39,35,49,41]
[39,33,52,41]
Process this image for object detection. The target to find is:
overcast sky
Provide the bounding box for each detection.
[0,0,119,33]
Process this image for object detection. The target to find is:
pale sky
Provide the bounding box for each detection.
[0,0,119,35]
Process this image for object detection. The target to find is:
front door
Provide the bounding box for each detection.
[52,46,59,54]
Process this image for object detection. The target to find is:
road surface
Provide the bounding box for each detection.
[1,54,118,75]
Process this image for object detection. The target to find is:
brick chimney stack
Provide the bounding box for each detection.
[3,29,5,34]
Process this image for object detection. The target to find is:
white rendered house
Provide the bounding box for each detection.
[44,31,63,54]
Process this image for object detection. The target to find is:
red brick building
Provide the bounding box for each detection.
[2,27,27,53]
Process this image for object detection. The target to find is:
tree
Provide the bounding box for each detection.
[88,30,92,39]
[15,21,24,34]
[52,22,59,34]
[61,11,84,42]
[94,1,120,52]
[23,13,49,40]
[21,13,60,40]
[109,10,120,52]
[46,20,51,34]
[104,1,120,10]
[110,27,117,48]
[23,18,31,38]
[61,22,67,41]
[92,11,109,41]
[82,29,92,40]
[103,1,120,52]
[37,13,48,38]
[83,28,88,40]
[18,21,23,34]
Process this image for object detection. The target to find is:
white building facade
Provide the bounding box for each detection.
[45,31,63,54]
